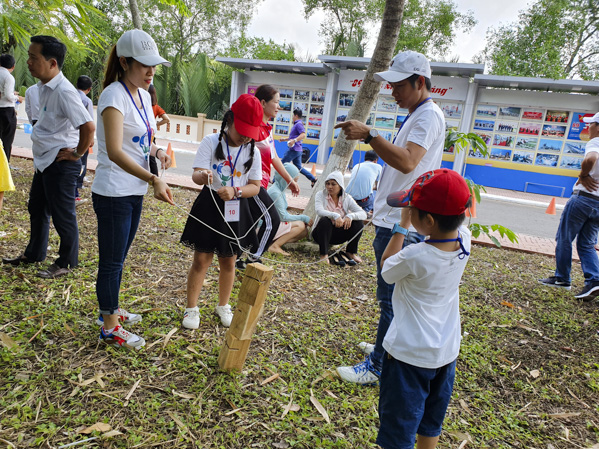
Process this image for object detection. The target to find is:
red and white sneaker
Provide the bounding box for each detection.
[99,325,145,349]
[96,308,142,326]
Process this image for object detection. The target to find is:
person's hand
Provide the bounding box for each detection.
[334,120,370,141]
[152,177,174,205]
[343,217,352,229]
[577,175,599,191]
[307,218,314,227]
[157,148,172,170]
[217,186,236,201]
[334,217,344,228]
[56,147,82,162]
[399,207,412,230]
[289,180,300,196]
[202,170,213,185]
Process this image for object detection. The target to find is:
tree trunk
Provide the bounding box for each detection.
[304,0,406,218]
[129,0,143,29]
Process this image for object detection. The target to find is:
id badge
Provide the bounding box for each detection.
[224,200,240,222]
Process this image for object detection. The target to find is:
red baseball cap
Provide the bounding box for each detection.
[387,168,471,215]
[230,94,264,141]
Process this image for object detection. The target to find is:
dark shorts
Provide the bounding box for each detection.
[376,355,457,449]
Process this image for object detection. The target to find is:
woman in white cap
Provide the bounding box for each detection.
[312,171,366,265]
[92,29,173,349]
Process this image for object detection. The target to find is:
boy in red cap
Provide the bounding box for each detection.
[377,168,472,449]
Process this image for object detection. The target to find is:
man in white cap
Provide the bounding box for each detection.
[2,36,95,278]
[335,50,446,385]
[540,112,599,300]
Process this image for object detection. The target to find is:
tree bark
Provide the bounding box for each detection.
[304,0,406,217]
[129,0,143,29]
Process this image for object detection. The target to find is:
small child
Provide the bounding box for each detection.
[180,94,263,329]
[377,168,472,449]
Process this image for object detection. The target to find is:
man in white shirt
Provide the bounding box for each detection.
[345,150,382,217]
[0,54,24,160]
[334,51,446,384]
[25,83,40,125]
[2,36,95,278]
[540,112,599,300]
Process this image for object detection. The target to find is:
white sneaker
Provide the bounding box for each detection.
[96,307,142,326]
[358,341,375,355]
[337,358,380,385]
[182,307,200,329]
[215,304,233,327]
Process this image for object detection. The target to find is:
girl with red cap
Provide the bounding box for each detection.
[180,94,263,329]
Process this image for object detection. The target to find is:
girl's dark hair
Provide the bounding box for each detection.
[214,110,256,173]
[416,197,472,232]
[148,84,157,106]
[103,46,134,89]
[255,84,279,103]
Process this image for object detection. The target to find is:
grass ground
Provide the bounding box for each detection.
[1,157,599,449]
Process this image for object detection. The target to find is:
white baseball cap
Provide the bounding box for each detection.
[582,112,599,124]
[374,50,431,83]
[116,29,171,67]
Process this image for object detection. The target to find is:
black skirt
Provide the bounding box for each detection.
[180,187,256,257]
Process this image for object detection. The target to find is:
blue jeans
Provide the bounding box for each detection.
[555,193,599,284]
[281,149,316,182]
[93,193,144,315]
[370,226,425,372]
[353,193,374,213]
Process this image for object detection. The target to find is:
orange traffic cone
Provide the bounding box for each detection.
[465,198,477,218]
[166,142,176,168]
[88,144,93,154]
[545,197,556,215]
[311,164,316,176]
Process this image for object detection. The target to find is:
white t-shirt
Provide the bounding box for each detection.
[372,101,445,228]
[92,82,157,197]
[573,137,599,196]
[381,226,471,369]
[193,133,262,190]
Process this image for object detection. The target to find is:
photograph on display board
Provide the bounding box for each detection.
[279,100,292,111]
[334,127,341,139]
[560,156,583,170]
[518,122,541,135]
[339,93,355,108]
[490,148,512,160]
[535,153,559,167]
[336,110,349,123]
[366,112,375,126]
[299,116,307,125]
[564,141,586,155]
[441,103,463,119]
[515,136,538,150]
[280,89,293,99]
[473,119,495,131]
[375,113,396,130]
[275,125,289,136]
[295,102,308,115]
[545,110,569,123]
[542,124,567,138]
[567,112,594,140]
[446,119,460,130]
[377,96,397,113]
[499,107,521,119]
[276,112,291,124]
[311,91,325,103]
[247,85,258,95]
[476,104,498,118]
[396,114,407,128]
[469,148,486,158]
[294,90,310,101]
[493,134,514,147]
[306,128,320,139]
[308,116,322,127]
[474,132,492,146]
[310,104,324,115]
[522,108,544,121]
[378,130,394,142]
[495,121,517,133]
[538,138,563,152]
[512,151,534,164]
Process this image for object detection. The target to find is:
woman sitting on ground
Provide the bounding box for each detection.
[267,163,313,255]
[312,171,366,265]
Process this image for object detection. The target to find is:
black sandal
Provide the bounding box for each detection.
[330,253,346,267]
[311,178,317,188]
[339,252,357,266]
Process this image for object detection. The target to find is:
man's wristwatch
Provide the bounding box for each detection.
[72,149,82,159]
[364,128,379,144]
[392,223,409,236]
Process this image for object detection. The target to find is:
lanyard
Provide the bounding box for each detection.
[119,81,152,144]
[426,231,470,260]
[224,135,244,188]
[393,96,432,142]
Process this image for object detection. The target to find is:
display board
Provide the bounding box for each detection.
[468,104,595,171]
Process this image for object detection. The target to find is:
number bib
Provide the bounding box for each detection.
[224,200,240,222]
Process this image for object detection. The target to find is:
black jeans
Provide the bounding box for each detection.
[312,218,364,255]
[24,159,81,268]
[0,107,17,161]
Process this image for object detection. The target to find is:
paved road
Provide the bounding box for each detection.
[12,129,564,239]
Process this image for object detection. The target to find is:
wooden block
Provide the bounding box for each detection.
[239,263,274,307]
[218,331,251,371]
[229,300,252,340]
